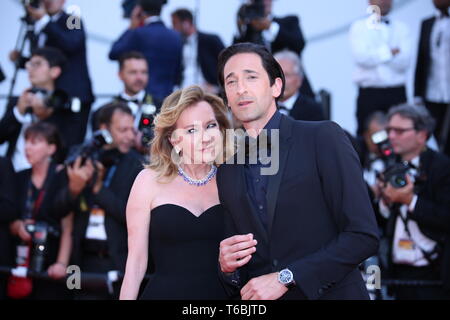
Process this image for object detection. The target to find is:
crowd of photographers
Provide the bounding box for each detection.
[0,0,449,300]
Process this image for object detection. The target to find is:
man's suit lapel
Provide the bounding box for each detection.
[266,115,294,236]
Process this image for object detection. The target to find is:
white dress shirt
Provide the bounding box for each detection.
[120,90,147,128]
[426,12,450,103]
[279,92,298,116]
[181,33,206,88]
[34,12,63,48]
[11,107,34,172]
[350,15,412,88]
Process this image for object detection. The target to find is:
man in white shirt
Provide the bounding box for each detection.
[376,104,450,299]
[350,0,412,136]
[171,8,225,94]
[415,0,450,156]
[0,47,67,172]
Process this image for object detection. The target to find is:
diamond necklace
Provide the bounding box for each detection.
[177,164,217,187]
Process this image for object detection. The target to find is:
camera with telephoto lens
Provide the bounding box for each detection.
[239,0,266,24]
[28,87,81,113]
[371,130,411,189]
[25,221,60,273]
[65,129,113,167]
[138,103,157,147]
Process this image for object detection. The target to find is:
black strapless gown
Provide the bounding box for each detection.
[139,204,228,300]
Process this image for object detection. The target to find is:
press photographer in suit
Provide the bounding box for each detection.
[375,104,450,299]
[10,0,94,144]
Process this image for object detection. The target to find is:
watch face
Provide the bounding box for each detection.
[279,269,293,284]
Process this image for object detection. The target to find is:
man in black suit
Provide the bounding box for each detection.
[376,104,450,299]
[55,102,143,299]
[171,8,225,94]
[10,0,94,144]
[0,157,18,299]
[233,0,314,98]
[414,0,450,156]
[274,50,325,121]
[216,43,379,300]
[0,47,79,172]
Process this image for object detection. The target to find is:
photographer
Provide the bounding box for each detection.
[8,122,73,300]
[376,104,450,299]
[56,102,143,300]
[0,47,79,172]
[233,0,314,97]
[10,0,94,143]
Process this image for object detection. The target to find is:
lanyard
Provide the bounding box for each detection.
[103,165,117,188]
[23,164,55,220]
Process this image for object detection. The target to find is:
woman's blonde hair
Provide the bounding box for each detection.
[147,85,233,181]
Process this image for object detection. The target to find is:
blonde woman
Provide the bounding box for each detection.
[120,86,232,300]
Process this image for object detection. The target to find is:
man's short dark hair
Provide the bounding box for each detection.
[172,8,194,23]
[387,104,436,139]
[217,42,285,104]
[31,47,67,69]
[139,0,166,16]
[118,51,147,71]
[97,102,134,128]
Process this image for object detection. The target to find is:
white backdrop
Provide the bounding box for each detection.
[0,0,436,140]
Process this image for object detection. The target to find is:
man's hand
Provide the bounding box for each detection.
[219,234,257,273]
[17,89,34,115]
[67,157,95,197]
[381,175,414,206]
[29,93,53,120]
[26,4,47,21]
[47,263,67,280]
[241,273,288,300]
[9,220,32,242]
[9,50,21,63]
[250,17,272,31]
[92,161,105,194]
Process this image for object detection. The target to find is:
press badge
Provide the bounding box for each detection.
[394,238,416,263]
[85,206,107,240]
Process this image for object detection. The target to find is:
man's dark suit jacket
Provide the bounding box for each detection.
[217,116,379,300]
[109,21,183,103]
[196,32,225,86]
[0,158,18,274]
[380,149,450,291]
[54,150,143,272]
[414,16,436,100]
[42,12,94,104]
[288,94,325,122]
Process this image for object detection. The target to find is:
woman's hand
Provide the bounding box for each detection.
[47,262,67,280]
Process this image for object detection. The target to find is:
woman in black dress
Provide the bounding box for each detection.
[120,86,232,300]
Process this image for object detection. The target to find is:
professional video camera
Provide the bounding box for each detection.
[239,0,266,24]
[25,221,60,273]
[27,87,81,113]
[65,129,113,167]
[371,130,411,189]
[138,103,157,147]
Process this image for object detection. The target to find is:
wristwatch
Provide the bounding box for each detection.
[277,268,296,289]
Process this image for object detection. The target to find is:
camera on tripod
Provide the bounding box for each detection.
[65,129,114,167]
[25,221,60,273]
[27,87,81,114]
[239,0,266,24]
[138,103,157,147]
[371,130,411,189]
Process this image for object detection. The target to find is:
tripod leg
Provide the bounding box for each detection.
[7,22,30,100]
